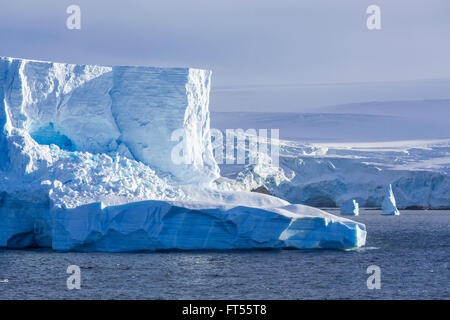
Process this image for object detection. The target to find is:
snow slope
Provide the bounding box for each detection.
[210,80,450,113]
[220,136,450,208]
[340,200,359,216]
[0,57,366,251]
[211,104,450,209]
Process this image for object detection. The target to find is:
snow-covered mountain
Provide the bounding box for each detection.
[0,56,218,184]
[0,57,365,251]
[317,99,450,125]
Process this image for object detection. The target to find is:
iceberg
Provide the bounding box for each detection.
[381,184,400,215]
[0,57,366,251]
[340,199,359,216]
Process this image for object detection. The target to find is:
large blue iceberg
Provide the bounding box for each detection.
[51,200,365,252]
[0,57,366,251]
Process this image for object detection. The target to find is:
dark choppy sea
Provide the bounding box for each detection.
[0,210,448,299]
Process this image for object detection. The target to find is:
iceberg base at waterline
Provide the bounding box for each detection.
[1,196,366,252]
[381,184,401,216]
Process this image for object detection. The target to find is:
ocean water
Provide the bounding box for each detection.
[0,210,448,300]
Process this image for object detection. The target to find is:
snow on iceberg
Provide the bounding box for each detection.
[381,184,400,215]
[0,56,366,251]
[340,199,359,216]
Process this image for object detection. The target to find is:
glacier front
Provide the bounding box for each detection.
[0,57,366,252]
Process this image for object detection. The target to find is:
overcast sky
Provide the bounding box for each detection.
[1,1,450,111]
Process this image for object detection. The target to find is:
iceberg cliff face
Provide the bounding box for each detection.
[218,130,450,209]
[0,57,218,183]
[0,57,366,251]
[52,200,366,252]
[340,199,359,216]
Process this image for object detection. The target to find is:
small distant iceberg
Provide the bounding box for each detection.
[381,184,400,215]
[340,199,359,216]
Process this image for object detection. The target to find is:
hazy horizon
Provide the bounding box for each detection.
[1,0,450,111]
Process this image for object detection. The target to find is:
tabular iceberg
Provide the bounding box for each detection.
[0,57,366,251]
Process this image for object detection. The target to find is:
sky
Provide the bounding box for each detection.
[1,0,450,111]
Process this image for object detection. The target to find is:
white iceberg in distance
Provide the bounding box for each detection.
[381,184,400,215]
[0,56,367,251]
[340,199,359,216]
